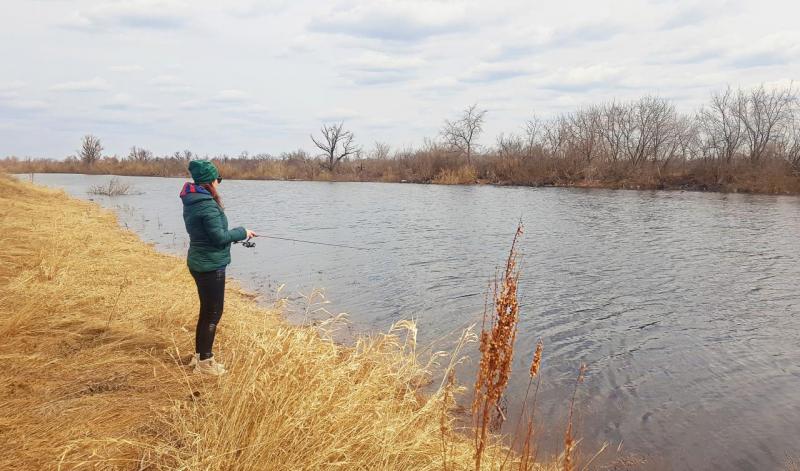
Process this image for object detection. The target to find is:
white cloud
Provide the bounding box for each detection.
[62,0,191,31]
[110,64,144,72]
[102,93,158,110]
[178,90,265,115]
[226,0,291,18]
[0,82,48,114]
[347,52,425,72]
[49,77,111,92]
[3,0,800,156]
[0,81,26,94]
[660,4,715,30]
[537,64,626,92]
[485,20,622,61]
[309,1,474,42]
[315,108,360,122]
[148,75,193,93]
[211,89,251,103]
[0,98,48,112]
[341,52,426,85]
[727,31,800,68]
[461,61,542,84]
[760,78,798,91]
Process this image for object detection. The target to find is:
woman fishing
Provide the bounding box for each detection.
[180,160,256,375]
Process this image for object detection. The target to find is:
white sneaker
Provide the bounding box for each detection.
[195,356,226,376]
[188,353,224,369]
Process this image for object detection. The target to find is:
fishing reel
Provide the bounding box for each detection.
[235,238,256,248]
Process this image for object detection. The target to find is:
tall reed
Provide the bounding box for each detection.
[505,340,544,470]
[563,364,587,471]
[472,224,523,470]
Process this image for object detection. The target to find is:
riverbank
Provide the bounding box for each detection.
[0,174,563,470]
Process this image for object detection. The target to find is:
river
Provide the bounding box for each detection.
[26,173,800,470]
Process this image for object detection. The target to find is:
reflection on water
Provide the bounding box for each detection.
[31,173,800,470]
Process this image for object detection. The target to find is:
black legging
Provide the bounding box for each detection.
[190,268,226,360]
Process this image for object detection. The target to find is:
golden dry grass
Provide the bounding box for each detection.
[0,174,557,470]
[432,166,478,185]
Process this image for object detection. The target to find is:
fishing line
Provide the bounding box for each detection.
[234,235,371,251]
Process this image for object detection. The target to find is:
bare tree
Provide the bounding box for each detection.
[496,133,524,158]
[778,113,800,171]
[619,97,651,166]
[173,150,195,161]
[541,115,568,159]
[698,87,743,164]
[597,102,626,163]
[79,135,103,166]
[523,114,542,158]
[565,106,602,163]
[735,84,797,163]
[673,114,701,166]
[646,97,680,165]
[371,141,391,160]
[441,104,487,164]
[311,122,359,172]
[128,146,153,162]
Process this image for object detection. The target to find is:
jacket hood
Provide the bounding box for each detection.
[180,182,213,205]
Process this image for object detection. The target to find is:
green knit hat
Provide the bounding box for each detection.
[188,160,219,184]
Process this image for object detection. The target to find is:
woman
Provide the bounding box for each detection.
[180,160,256,375]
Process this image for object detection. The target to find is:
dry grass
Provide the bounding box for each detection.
[0,174,559,470]
[432,165,478,185]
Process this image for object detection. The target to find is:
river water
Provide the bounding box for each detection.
[27,173,800,470]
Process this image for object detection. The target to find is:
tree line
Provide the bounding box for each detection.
[3,84,800,194]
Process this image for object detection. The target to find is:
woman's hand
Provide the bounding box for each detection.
[245,229,258,239]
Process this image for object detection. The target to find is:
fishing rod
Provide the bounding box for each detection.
[234,235,371,251]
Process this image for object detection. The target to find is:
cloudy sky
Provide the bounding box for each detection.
[2,0,799,158]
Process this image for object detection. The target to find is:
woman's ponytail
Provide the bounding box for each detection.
[200,183,224,210]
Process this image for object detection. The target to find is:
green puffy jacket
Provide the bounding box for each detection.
[180,182,247,272]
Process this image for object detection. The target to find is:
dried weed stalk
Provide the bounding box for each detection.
[472,224,523,470]
[563,364,587,471]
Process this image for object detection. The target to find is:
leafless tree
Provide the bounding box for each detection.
[619,97,650,166]
[698,87,743,164]
[647,97,680,165]
[441,104,487,164]
[523,114,542,158]
[311,122,359,172]
[541,115,568,159]
[778,114,800,171]
[565,106,602,163]
[674,115,701,164]
[281,149,310,161]
[597,102,626,163]
[496,133,524,158]
[128,146,153,162]
[371,141,391,160]
[735,84,797,163]
[173,150,195,161]
[79,135,103,166]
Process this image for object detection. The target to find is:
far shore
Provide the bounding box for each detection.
[7,162,800,196]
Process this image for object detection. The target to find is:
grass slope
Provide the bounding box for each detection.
[0,175,552,470]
